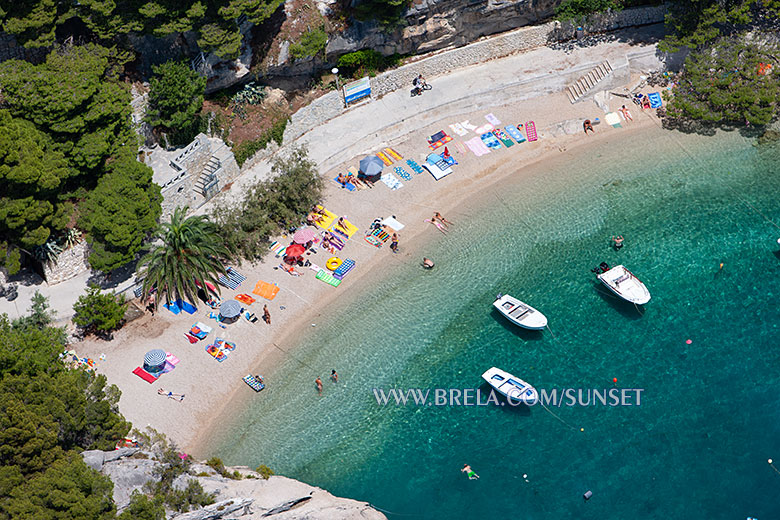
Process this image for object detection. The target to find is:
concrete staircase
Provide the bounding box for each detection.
[566,61,613,103]
[194,156,221,196]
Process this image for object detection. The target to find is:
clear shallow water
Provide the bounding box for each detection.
[212,128,780,519]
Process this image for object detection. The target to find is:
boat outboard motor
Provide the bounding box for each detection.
[599,262,610,273]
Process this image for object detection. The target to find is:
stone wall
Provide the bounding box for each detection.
[42,240,91,285]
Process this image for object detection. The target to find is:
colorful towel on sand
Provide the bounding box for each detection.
[480,132,503,150]
[252,281,280,300]
[449,123,468,136]
[316,269,342,287]
[235,294,256,305]
[492,128,514,147]
[460,120,477,131]
[269,241,286,257]
[427,131,452,150]
[455,141,467,154]
[465,136,490,156]
[394,166,412,181]
[133,367,158,383]
[385,148,403,161]
[505,125,526,143]
[166,352,180,365]
[485,113,502,126]
[214,338,236,351]
[368,227,392,242]
[648,92,663,108]
[333,177,356,191]
[406,159,424,174]
[474,123,494,135]
[218,267,246,289]
[312,205,337,230]
[380,172,404,190]
[364,235,383,248]
[376,150,393,166]
[605,112,622,128]
[190,322,212,340]
[205,343,227,362]
[525,121,538,142]
[330,218,358,238]
[322,232,345,251]
[334,259,356,279]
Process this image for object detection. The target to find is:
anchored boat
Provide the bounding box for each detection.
[597,264,651,304]
[481,367,538,404]
[493,294,548,330]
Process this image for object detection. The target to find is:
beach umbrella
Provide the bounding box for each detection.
[219,300,241,319]
[359,155,384,177]
[143,349,167,373]
[285,243,306,258]
[293,227,317,244]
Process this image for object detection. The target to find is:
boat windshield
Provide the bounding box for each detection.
[490,374,505,381]
[506,379,526,390]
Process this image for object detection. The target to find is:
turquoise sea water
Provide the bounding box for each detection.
[212,128,780,519]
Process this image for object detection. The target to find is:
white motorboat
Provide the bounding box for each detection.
[481,367,538,404]
[597,264,651,304]
[493,294,548,330]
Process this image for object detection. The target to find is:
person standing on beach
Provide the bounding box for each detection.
[263,305,271,325]
[331,370,339,383]
[315,377,323,395]
[390,233,399,253]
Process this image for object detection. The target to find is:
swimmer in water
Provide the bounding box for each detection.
[462,464,479,480]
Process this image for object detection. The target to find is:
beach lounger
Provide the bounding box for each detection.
[235,294,256,305]
[485,113,502,126]
[133,366,158,383]
[505,125,526,143]
[474,123,494,135]
[313,205,337,230]
[466,136,490,156]
[333,177,356,191]
[480,132,503,150]
[316,268,342,287]
[492,128,514,147]
[449,123,468,136]
[380,172,404,190]
[385,148,403,161]
[394,166,412,181]
[525,121,538,142]
[333,259,356,280]
[648,92,663,108]
[406,159,424,174]
[252,281,280,300]
[427,131,453,151]
[376,150,394,166]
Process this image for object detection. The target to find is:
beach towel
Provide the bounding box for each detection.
[443,155,458,165]
[214,338,236,351]
[492,128,515,147]
[382,216,405,231]
[227,267,246,284]
[406,159,424,174]
[380,172,404,190]
[364,235,383,248]
[461,120,477,131]
[166,352,180,365]
[163,301,181,315]
[252,281,280,300]
[394,166,412,181]
[333,259,356,279]
[313,205,337,230]
[243,374,265,392]
[605,112,622,128]
[177,300,197,314]
[308,263,322,272]
[648,92,663,108]
[218,267,246,289]
[323,232,345,251]
[465,136,490,156]
[376,150,394,166]
[330,217,358,238]
[385,148,403,161]
[133,366,158,383]
[205,344,228,362]
[474,123,494,135]
[217,274,239,289]
[235,294,256,305]
[449,123,468,136]
[185,333,198,343]
[525,121,538,142]
[316,269,342,287]
[333,177,356,191]
[269,241,286,257]
[427,131,452,150]
[485,113,502,126]
[455,141,467,154]
[480,132,503,150]
[505,125,526,143]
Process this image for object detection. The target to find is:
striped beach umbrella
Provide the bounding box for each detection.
[293,227,317,244]
[143,349,166,372]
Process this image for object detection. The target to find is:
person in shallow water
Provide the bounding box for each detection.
[422,258,435,269]
[315,377,323,395]
[612,235,624,249]
[462,464,479,480]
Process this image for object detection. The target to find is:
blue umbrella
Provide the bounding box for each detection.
[359,155,384,177]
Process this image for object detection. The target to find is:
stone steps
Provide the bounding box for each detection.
[194,156,221,196]
[566,61,613,103]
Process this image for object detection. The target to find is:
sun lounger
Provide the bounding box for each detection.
[525,121,538,142]
[480,132,503,150]
[380,172,404,190]
[406,159,424,174]
[385,148,403,161]
[474,123,494,135]
[505,125,526,143]
[449,123,468,136]
[492,129,514,147]
[394,166,412,181]
[316,268,342,287]
[648,92,663,108]
[133,366,158,383]
[252,280,280,300]
[334,177,356,191]
[313,205,337,230]
[427,131,453,150]
[466,136,490,156]
[485,113,502,126]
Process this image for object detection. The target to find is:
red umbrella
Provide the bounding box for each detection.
[285,243,306,258]
[293,227,317,244]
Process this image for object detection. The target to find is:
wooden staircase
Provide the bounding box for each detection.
[566,61,613,103]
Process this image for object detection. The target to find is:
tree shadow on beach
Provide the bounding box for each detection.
[86,259,138,291]
[592,283,646,320]
[546,23,666,54]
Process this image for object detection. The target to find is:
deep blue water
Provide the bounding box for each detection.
[212,127,780,519]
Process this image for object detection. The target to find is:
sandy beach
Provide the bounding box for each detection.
[78,32,665,455]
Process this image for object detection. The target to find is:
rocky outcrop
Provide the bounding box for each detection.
[82,449,386,520]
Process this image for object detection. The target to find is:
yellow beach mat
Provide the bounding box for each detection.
[385,147,403,161]
[313,205,337,230]
[331,218,359,238]
[252,281,280,300]
[376,151,393,166]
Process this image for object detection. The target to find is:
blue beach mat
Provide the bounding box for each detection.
[394,166,412,181]
[334,259,356,280]
[333,177,356,191]
[648,92,663,108]
[406,159,424,174]
[505,125,526,143]
[480,132,503,150]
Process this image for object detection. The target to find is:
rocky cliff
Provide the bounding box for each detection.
[82,449,386,520]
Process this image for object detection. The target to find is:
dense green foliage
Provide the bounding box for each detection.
[213,146,323,259]
[555,0,623,20]
[137,207,233,306]
[289,26,328,61]
[233,117,289,167]
[336,50,403,78]
[0,300,131,519]
[117,492,165,520]
[147,61,207,145]
[72,285,128,336]
[352,0,412,24]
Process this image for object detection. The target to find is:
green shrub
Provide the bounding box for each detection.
[233,117,289,167]
[289,26,327,61]
[352,0,412,24]
[555,0,623,21]
[166,479,215,512]
[256,465,274,480]
[72,284,127,337]
[336,50,404,78]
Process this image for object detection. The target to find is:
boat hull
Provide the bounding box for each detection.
[493,294,547,330]
[481,367,538,405]
[597,265,650,305]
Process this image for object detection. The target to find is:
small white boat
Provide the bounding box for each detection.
[493,294,548,330]
[597,264,651,304]
[481,367,538,404]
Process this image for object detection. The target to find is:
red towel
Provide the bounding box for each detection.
[133,366,158,383]
[185,333,198,344]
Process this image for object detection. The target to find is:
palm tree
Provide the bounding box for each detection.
[138,206,233,307]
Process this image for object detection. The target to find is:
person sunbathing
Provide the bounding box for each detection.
[425,218,447,233]
[642,95,651,110]
[337,173,348,186]
[619,105,633,121]
[344,172,358,186]
[434,212,453,228]
[336,216,349,231]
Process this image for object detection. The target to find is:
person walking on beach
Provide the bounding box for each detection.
[158,388,185,401]
[263,304,271,325]
[583,119,594,134]
[390,233,399,253]
[462,464,480,480]
[331,369,339,383]
[433,212,453,228]
[315,377,323,396]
